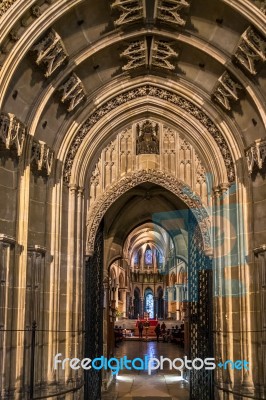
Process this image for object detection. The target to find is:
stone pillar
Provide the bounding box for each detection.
[175,284,183,320]
[254,245,266,398]
[140,297,144,318]
[0,234,15,398]
[154,296,158,319]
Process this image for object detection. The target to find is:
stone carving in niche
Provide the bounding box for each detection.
[30,140,54,176]
[58,73,86,112]
[111,0,143,25]
[136,120,159,155]
[212,72,242,111]
[0,112,26,156]
[31,29,68,77]
[245,139,266,174]
[157,0,190,26]
[63,85,235,184]
[89,123,209,206]
[234,27,266,75]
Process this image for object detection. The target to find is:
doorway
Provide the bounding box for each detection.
[85,179,213,400]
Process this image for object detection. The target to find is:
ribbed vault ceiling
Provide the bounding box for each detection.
[0,0,265,185]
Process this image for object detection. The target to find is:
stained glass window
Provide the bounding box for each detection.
[159,252,163,264]
[145,293,154,318]
[145,249,152,265]
[134,252,139,264]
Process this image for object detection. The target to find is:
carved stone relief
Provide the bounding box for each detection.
[245,138,266,174]
[156,0,190,26]
[89,122,208,206]
[121,40,147,71]
[136,120,159,154]
[63,85,235,184]
[121,38,177,71]
[30,140,54,176]
[0,112,26,156]
[58,73,86,112]
[87,169,211,255]
[234,27,266,75]
[0,0,17,17]
[31,29,68,77]
[111,0,144,25]
[212,72,242,111]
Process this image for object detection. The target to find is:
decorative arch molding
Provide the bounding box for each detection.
[64,85,235,185]
[86,169,211,256]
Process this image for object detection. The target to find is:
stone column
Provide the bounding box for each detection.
[175,284,183,320]
[254,245,266,398]
[0,234,15,398]
[140,297,144,318]
[154,296,158,319]
[65,184,77,383]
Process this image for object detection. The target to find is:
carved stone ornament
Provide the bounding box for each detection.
[86,169,211,255]
[0,112,26,156]
[245,138,266,174]
[31,29,68,77]
[157,0,190,26]
[212,72,242,111]
[121,40,147,71]
[31,140,54,176]
[63,85,235,184]
[111,0,144,25]
[58,73,86,112]
[136,120,159,154]
[121,39,178,71]
[0,0,17,17]
[151,40,178,70]
[234,26,266,75]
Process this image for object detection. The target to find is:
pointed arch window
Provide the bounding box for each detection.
[145,249,152,265]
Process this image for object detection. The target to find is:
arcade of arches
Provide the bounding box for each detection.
[0,0,266,399]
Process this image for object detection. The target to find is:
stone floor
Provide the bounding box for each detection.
[102,341,189,400]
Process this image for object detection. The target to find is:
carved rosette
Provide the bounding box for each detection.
[86,169,211,255]
[212,72,242,111]
[0,112,26,156]
[63,85,235,184]
[31,29,68,77]
[31,140,54,176]
[234,26,266,75]
[58,73,86,112]
[245,139,266,174]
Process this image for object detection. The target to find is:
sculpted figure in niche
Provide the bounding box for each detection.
[136,120,159,155]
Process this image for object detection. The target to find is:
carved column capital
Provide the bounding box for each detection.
[254,244,266,256]
[0,234,16,246]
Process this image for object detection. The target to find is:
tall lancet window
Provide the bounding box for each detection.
[145,248,152,265]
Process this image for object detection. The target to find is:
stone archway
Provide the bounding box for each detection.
[85,168,214,400]
[86,169,211,256]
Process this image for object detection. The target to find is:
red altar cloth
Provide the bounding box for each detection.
[136,319,158,327]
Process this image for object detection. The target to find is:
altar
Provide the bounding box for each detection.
[136,319,158,327]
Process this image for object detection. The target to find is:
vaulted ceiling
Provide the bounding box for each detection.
[0,0,265,185]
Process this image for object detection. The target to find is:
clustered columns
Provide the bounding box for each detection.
[212,182,255,395]
[166,286,176,318]
[254,245,266,397]
[212,183,231,390]
[60,183,84,386]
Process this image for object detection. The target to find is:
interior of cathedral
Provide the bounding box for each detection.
[0,0,266,399]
